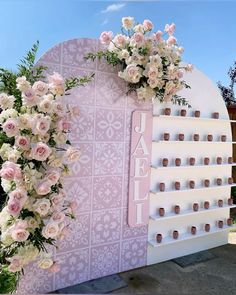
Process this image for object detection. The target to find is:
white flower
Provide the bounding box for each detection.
[34,198,51,216]
[0,207,12,230]
[16,76,31,92]
[0,109,18,124]
[136,85,155,101]
[42,222,60,239]
[32,115,51,136]
[18,113,32,130]
[65,147,82,162]
[38,98,53,113]
[0,93,15,110]
[1,179,12,193]
[0,143,12,161]
[53,132,67,144]
[122,16,134,30]
[134,24,144,33]
[32,81,49,96]
[38,258,54,269]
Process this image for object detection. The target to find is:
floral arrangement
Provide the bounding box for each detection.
[86,17,193,105]
[0,42,93,292]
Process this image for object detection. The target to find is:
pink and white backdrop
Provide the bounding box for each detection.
[17,38,152,293]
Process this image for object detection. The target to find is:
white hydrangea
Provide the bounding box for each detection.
[0,109,18,123]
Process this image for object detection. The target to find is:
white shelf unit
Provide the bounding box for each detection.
[153,140,236,144]
[150,183,236,195]
[151,163,236,169]
[148,225,236,248]
[150,205,236,221]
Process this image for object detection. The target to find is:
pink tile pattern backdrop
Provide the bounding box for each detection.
[18,38,152,293]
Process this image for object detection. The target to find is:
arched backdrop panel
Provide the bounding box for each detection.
[17,38,152,294]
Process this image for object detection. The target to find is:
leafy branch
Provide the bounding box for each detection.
[65,73,95,92]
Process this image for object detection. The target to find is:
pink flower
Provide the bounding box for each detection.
[177,69,184,78]
[59,226,70,240]
[51,211,65,223]
[31,142,51,161]
[9,188,28,206]
[53,102,66,117]
[186,64,194,72]
[131,32,144,46]
[165,23,176,35]
[143,19,153,31]
[2,118,19,137]
[99,31,113,45]
[48,262,60,273]
[35,180,52,195]
[153,30,163,42]
[0,161,22,180]
[70,106,80,117]
[11,228,30,242]
[42,222,59,239]
[32,81,49,96]
[7,200,22,216]
[50,194,63,207]
[8,258,23,273]
[32,116,51,136]
[48,72,64,86]
[22,88,38,107]
[13,220,28,230]
[15,136,30,150]
[45,169,61,185]
[69,200,78,211]
[167,36,177,45]
[65,147,81,162]
[113,34,127,46]
[57,119,71,132]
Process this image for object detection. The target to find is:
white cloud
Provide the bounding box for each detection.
[101,3,126,13]
[101,18,109,25]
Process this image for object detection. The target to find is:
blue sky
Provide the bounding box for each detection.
[0,0,236,86]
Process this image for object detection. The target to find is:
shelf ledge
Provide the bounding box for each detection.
[151,163,236,169]
[154,114,236,123]
[148,225,236,248]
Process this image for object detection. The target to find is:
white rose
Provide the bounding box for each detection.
[18,114,32,130]
[32,81,49,96]
[42,222,59,239]
[16,76,31,92]
[0,93,15,110]
[134,24,144,33]
[34,198,51,216]
[122,16,134,30]
[38,98,53,113]
[53,132,67,144]
[25,217,39,229]
[38,258,54,269]
[0,109,18,124]
[32,116,51,136]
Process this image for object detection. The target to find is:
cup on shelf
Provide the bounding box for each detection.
[227,218,233,226]
[204,157,210,165]
[205,223,211,232]
[178,133,184,141]
[162,158,169,167]
[218,220,224,228]
[207,134,213,142]
[216,157,222,165]
[159,183,165,192]
[159,208,165,217]
[163,133,170,141]
[221,135,227,142]
[212,112,219,119]
[156,233,162,243]
[180,109,186,117]
[193,203,199,212]
[189,157,195,166]
[191,226,197,235]
[189,180,195,189]
[193,134,200,141]
[173,230,179,239]
[174,181,181,190]
[216,178,222,186]
[164,108,171,116]
[175,158,181,166]
[228,177,233,184]
[228,198,234,206]
[204,201,210,209]
[174,205,180,214]
[194,110,200,118]
[218,199,223,207]
[204,179,210,187]
[228,156,233,164]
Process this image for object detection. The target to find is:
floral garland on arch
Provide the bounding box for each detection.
[0,42,93,293]
[86,17,193,106]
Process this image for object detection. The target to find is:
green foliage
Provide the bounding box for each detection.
[0,265,19,294]
[85,51,121,67]
[65,73,95,92]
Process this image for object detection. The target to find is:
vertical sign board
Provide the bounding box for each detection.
[128,110,153,227]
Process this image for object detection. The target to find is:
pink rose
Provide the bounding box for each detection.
[7,200,22,216]
[32,81,49,96]
[65,147,81,162]
[153,30,163,42]
[8,258,23,273]
[53,102,66,117]
[99,31,113,45]
[69,200,78,211]
[70,106,80,117]
[113,34,127,46]
[31,142,51,161]
[22,88,38,107]
[50,194,63,207]
[13,219,28,230]
[0,161,22,180]
[51,211,65,223]
[11,228,30,242]
[9,188,28,206]
[57,119,71,132]
[42,222,59,239]
[45,169,61,185]
[48,262,60,273]
[35,180,52,195]
[2,118,19,137]
[177,69,184,78]
[143,19,153,31]
[59,226,70,240]
[132,32,144,46]
[165,23,176,35]
[167,36,177,45]
[32,116,51,136]
[48,72,64,86]
[15,136,30,150]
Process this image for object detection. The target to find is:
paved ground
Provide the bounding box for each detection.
[110,243,236,295]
